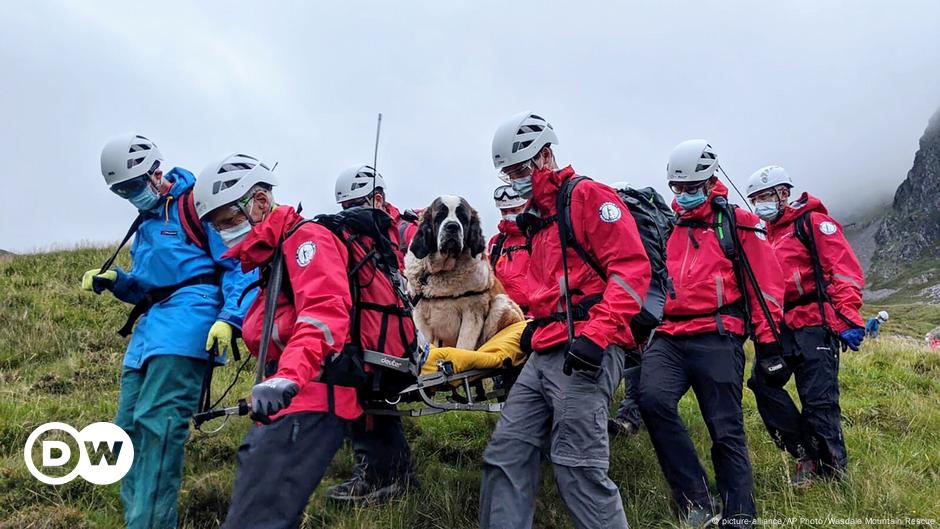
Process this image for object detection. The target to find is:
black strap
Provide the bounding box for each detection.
[117,273,219,337]
[558,176,607,281]
[100,214,144,273]
[529,294,602,329]
[794,212,857,333]
[489,232,508,268]
[712,197,780,343]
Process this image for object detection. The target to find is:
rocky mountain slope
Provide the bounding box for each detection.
[867,107,940,302]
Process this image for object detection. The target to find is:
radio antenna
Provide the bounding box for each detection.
[719,165,753,213]
[371,113,382,207]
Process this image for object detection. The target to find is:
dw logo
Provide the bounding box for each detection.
[23,422,134,485]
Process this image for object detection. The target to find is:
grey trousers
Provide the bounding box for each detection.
[480,345,628,529]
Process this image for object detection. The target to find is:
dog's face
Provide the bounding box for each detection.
[410,195,485,260]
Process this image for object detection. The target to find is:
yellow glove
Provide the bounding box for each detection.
[206,321,234,356]
[81,269,118,293]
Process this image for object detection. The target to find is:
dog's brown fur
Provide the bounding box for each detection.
[404,195,524,349]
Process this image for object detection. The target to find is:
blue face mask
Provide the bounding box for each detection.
[510,176,533,199]
[676,190,707,211]
[128,185,161,211]
[753,200,781,221]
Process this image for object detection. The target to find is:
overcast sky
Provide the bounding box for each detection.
[2,1,939,253]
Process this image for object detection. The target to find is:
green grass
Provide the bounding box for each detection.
[2,248,940,528]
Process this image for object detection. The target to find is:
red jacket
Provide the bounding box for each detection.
[767,193,864,332]
[227,206,360,420]
[659,181,785,345]
[488,219,531,312]
[527,165,651,351]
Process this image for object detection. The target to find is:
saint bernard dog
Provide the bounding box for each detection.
[404,195,524,349]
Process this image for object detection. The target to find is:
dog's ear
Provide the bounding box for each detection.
[409,207,437,260]
[466,206,486,258]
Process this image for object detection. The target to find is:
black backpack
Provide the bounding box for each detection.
[556,177,675,343]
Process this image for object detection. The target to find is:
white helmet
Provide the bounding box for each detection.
[878,310,889,322]
[194,154,277,220]
[334,164,386,204]
[746,166,794,198]
[493,185,527,209]
[492,111,558,173]
[610,181,632,192]
[100,133,164,187]
[666,139,719,183]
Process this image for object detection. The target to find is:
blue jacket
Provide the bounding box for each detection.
[110,167,258,369]
[865,317,881,337]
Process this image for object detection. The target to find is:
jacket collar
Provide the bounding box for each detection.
[771,192,828,234]
[223,205,305,272]
[531,165,577,214]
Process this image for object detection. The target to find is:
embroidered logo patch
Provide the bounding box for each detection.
[818,221,838,236]
[598,202,622,223]
[295,241,316,267]
[754,221,767,241]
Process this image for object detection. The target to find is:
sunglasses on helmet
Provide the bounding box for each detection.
[110,160,161,198]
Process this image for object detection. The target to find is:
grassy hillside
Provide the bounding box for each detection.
[2,248,940,528]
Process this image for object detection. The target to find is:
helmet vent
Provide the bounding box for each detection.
[219,162,254,173]
[127,157,145,169]
[518,124,543,134]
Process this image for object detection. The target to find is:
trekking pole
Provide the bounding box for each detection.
[248,249,285,424]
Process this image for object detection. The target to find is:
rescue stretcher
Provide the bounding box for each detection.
[192,321,530,430]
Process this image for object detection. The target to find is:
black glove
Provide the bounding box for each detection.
[250,377,300,423]
[563,336,604,376]
[755,342,792,388]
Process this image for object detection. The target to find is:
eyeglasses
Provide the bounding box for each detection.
[499,160,534,181]
[749,189,779,204]
[669,180,707,195]
[110,160,160,198]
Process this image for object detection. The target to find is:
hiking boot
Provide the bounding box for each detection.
[326,474,405,505]
[681,504,721,528]
[607,417,641,438]
[789,458,818,488]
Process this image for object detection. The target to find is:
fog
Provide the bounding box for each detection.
[2,0,939,252]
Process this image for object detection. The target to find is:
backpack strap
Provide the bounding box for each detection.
[711,197,781,342]
[558,176,607,281]
[99,213,145,273]
[489,232,508,268]
[177,189,210,252]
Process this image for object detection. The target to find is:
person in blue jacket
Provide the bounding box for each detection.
[81,133,257,529]
[865,310,889,339]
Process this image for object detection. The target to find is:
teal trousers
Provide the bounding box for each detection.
[114,354,208,529]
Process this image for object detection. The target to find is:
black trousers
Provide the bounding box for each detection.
[350,404,413,484]
[223,412,349,529]
[748,326,847,475]
[639,333,755,521]
[614,362,643,428]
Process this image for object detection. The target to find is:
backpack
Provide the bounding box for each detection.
[556,176,674,343]
[259,207,418,407]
